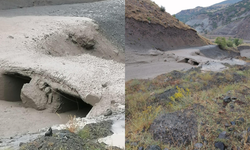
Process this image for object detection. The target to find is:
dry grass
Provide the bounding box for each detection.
[66,115,79,133]
[126,66,250,149]
[125,0,191,30]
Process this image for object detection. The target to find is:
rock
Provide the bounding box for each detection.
[236,118,244,125]
[214,142,225,150]
[21,83,47,110]
[145,145,162,150]
[130,142,138,147]
[20,130,88,150]
[38,81,46,90]
[223,96,231,103]
[240,131,247,140]
[230,121,236,126]
[19,142,24,146]
[163,148,169,150]
[8,35,14,39]
[204,140,208,145]
[231,97,237,100]
[225,123,230,128]
[44,87,51,94]
[218,131,227,139]
[138,147,144,150]
[149,109,198,146]
[48,93,53,104]
[45,127,52,136]
[194,143,203,149]
[104,109,112,116]
[247,127,250,133]
[71,32,95,50]
[247,136,250,143]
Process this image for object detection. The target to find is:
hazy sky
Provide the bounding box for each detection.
[152,0,226,15]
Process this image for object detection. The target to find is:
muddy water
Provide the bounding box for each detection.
[0,100,90,149]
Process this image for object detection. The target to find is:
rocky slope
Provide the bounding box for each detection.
[175,0,241,23]
[177,0,250,40]
[125,0,211,52]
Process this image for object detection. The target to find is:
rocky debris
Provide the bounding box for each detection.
[214,142,226,150]
[145,145,161,150]
[45,127,53,136]
[149,108,200,146]
[194,143,203,149]
[78,120,114,140]
[138,147,144,150]
[223,96,231,103]
[20,130,86,150]
[20,77,83,113]
[68,31,95,50]
[201,61,227,72]
[20,119,123,150]
[104,109,112,116]
[153,88,177,105]
[218,131,227,139]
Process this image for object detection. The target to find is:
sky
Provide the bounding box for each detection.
[152,0,226,15]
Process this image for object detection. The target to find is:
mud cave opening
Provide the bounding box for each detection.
[184,58,199,66]
[0,72,92,117]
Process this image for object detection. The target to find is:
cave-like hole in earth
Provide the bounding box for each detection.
[0,73,31,101]
[55,90,93,117]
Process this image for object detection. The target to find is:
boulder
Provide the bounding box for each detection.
[21,83,47,110]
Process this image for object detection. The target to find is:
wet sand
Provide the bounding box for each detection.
[0,100,89,139]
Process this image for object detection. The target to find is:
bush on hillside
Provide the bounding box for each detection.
[215,37,243,50]
[233,38,243,46]
[215,37,227,49]
[160,6,165,12]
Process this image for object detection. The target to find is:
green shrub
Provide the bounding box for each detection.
[226,40,233,47]
[215,37,227,49]
[233,38,243,46]
[215,37,244,49]
[160,6,165,12]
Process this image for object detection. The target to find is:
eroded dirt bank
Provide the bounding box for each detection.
[126,18,210,51]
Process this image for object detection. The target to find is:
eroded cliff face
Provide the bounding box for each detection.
[126,18,210,51]
[125,0,211,51]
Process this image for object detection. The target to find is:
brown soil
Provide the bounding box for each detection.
[126,18,211,51]
[125,0,211,51]
[125,0,190,29]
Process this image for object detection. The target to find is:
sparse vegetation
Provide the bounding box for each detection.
[215,36,243,50]
[126,65,250,149]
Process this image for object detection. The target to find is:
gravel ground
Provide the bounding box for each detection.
[0,0,125,51]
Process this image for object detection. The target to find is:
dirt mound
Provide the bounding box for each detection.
[36,22,124,62]
[125,0,211,51]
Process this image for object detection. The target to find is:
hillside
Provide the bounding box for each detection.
[177,0,250,40]
[175,0,241,23]
[125,0,211,51]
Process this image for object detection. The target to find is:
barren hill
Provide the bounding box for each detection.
[177,0,250,40]
[125,0,211,51]
[176,0,241,23]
